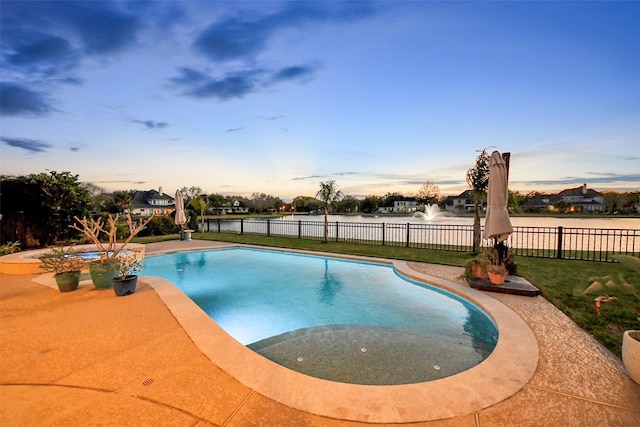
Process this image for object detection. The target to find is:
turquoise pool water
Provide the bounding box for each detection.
[141,248,498,384]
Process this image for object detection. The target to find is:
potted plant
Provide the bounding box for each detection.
[39,246,86,292]
[612,254,640,384]
[484,246,509,286]
[112,253,141,297]
[70,212,153,289]
[487,264,508,285]
[460,255,489,281]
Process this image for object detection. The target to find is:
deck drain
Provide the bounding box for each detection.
[38,349,52,355]
[141,378,155,387]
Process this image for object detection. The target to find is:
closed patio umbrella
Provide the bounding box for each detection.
[484,151,513,242]
[174,189,187,232]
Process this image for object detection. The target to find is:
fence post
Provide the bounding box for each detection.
[267,219,271,237]
[382,223,385,246]
[335,221,339,242]
[240,218,244,235]
[406,223,410,247]
[556,226,563,259]
[298,220,302,239]
[217,218,221,233]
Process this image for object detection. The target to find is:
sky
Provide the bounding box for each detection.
[1,1,639,201]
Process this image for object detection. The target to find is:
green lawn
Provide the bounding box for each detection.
[134,232,640,357]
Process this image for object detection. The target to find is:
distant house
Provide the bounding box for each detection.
[550,183,604,213]
[523,195,552,213]
[212,200,249,215]
[444,190,486,213]
[130,188,175,216]
[377,198,422,213]
[393,198,421,213]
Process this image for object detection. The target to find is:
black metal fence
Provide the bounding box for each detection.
[202,218,639,262]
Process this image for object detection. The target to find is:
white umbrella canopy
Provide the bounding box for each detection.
[483,151,513,242]
[174,190,187,229]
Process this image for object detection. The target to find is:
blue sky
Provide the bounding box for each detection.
[1,1,639,200]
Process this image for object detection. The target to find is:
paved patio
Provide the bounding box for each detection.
[1,240,639,426]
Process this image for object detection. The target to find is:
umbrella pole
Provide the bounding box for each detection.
[493,238,508,265]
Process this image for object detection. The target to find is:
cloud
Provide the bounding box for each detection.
[93,180,147,185]
[0,82,55,116]
[179,2,375,100]
[3,33,79,77]
[133,119,169,130]
[1,136,52,153]
[255,114,285,121]
[193,2,378,62]
[193,16,271,62]
[1,1,149,116]
[513,173,640,187]
[226,127,244,133]
[1,1,142,56]
[170,64,318,100]
[269,65,317,84]
[292,172,359,181]
[182,69,262,99]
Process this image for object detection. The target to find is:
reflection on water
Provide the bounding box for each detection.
[317,259,342,305]
[463,306,498,358]
[174,252,208,279]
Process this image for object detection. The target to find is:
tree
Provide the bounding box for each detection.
[81,182,108,213]
[360,195,382,213]
[250,192,284,213]
[190,196,210,231]
[112,190,134,214]
[206,193,225,211]
[292,196,322,213]
[417,180,440,205]
[466,149,490,253]
[180,186,202,205]
[0,171,91,248]
[316,181,343,243]
[508,191,521,213]
[335,195,360,213]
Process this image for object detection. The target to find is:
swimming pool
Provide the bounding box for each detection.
[142,247,498,385]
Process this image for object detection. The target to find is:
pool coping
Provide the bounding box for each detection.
[143,244,539,423]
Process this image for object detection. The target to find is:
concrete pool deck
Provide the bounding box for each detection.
[1,239,639,425]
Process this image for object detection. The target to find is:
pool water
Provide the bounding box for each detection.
[141,248,498,384]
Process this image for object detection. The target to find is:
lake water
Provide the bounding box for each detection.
[285,214,640,230]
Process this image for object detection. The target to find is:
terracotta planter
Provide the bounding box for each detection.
[54,271,81,292]
[471,265,487,279]
[487,271,507,286]
[622,330,640,384]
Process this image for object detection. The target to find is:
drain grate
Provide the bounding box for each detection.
[38,349,52,355]
[141,378,154,387]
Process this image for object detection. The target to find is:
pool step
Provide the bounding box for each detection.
[248,324,493,385]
